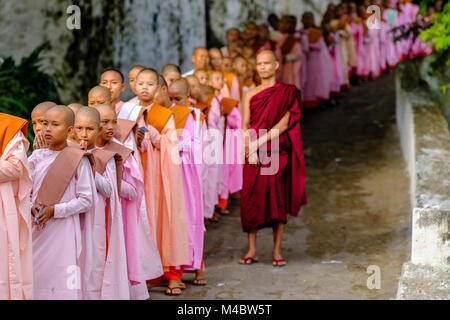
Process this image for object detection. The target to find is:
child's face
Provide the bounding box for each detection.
[74,115,99,150]
[31,110,47,135]
[136,73,159,103]
[128,68,143,96]
[195,71,208,85]
[208,73,224,91]
[168,86,188,106]
[222,58,233,73]
[242,47,254,59]
[97,108,117,144]
[186,78,202,100]
[233,58,248,77]
[88,91,110,107]
[42,110,71,148]
[100,71,126,103]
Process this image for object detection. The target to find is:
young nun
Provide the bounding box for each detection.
[121,68,190,295]
[208,70,241,217]
[31,101,57,150]
[166,79,207,286]
[0,113,33,300]
[99,69,127,114]
[74,107,129,300]
[94,104,163,300]
[88,86,112,107]
[127,65,146,104]
[29,106,96,300]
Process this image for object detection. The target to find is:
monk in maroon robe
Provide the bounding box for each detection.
[240,50,307,267]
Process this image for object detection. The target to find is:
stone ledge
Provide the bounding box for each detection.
[397,262,450,300]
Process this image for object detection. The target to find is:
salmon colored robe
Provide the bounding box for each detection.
[138,104,190,270]
[275,34,302,90]
[0,115,32,300]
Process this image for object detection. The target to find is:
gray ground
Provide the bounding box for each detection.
[150,72,412,300]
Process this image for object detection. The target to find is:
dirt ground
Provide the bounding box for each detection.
[150,72,412,300]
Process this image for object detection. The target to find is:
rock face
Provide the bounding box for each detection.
[0,0,334,103]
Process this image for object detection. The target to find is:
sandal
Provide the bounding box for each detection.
[272,259,287,267]
[165,287,183,296]
[192,278,207,286]
[238,257,259,265]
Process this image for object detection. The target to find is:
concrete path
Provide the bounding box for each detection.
[150,72,411,300]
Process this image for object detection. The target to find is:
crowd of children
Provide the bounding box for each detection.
[0,0,436,300]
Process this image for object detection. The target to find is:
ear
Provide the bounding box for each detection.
[120,83,126,92]
[274,61,280,71]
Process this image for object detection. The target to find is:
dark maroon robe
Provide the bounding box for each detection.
[241,81,307,232]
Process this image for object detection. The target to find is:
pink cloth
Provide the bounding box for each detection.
[115,101,125,114]
[98,157,130,300]
[29,149,94,300]
[299,28,332,103]
[176,113,205,270]
[0,131,33,300]
[329,32,345,91]
[219,98,243,200]
[275,34,302,89]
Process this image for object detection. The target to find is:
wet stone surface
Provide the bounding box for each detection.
[150,72,411,300]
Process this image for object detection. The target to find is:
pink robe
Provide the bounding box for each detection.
[275,34,302,89]
[174,113,205,270]
[204,96,225,218]
[219,98,243,201]
[0,131,32,300]
[299,28,333,107]
[329,32,345,92]
[115,101,125,115]
[29,149,94,300]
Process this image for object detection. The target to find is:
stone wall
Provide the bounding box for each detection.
[0,0,335,103]
[395,61,450,299]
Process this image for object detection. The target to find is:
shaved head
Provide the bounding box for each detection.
[186,75,200,86]
[76,106,100,127]
[67,103,84,114]
[161,64,181,77]
[32,101,57,115]
[193,47,208,56]
[130,65,146,73]
[94,104,116,115]
[169,79,189,95]
[256,50,276,62]
[88,86,112,107]
[159,74,168,88]
[136,68,160,83]
[89,86,111,99]
[46,105,75,126]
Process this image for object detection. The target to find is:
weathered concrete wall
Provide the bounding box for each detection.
[395,62,450,299]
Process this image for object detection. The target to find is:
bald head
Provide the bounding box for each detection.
[94,104,116,115]
[186,75,200,87]
[256,50,276,62]
[88,86,112,107]
[32,101,57,115]
[136,68,159,83]
[185,75,201,101]
[168,79,189,106]
[46,105,75,126]
[76,106,100,127]
[161,64,181,77]
[67,103,84,115]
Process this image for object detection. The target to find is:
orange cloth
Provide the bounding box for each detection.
[216,198,228,209]
[164,266,184,281]
[0,113,27,156]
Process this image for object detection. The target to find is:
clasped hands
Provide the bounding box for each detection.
[31,204,55,230]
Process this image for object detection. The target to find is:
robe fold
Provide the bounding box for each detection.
[0,115,33,300]
[241,82,307,232]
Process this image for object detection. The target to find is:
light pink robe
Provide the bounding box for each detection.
[275,34,302,89]
[0,131,32,300]
[29,149,94,300]
[175,113,205,270]
[115,101,125,115]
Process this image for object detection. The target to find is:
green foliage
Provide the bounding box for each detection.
[0,43,61,143]
[419,2,450,53]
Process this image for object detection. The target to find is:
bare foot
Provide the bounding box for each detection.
[165,279,182,296]
[193,269,207,286]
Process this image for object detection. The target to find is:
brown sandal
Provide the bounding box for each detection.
[165,287,183,296]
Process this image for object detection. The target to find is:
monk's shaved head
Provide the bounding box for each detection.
[161,64,181,77]
[94,104,116,115]
[32,101,57,115]
[46,105,75,126]
[256,50,277,62]
[186,75,200,86]
[193,47,208,56]
[209,48,222,56]
[67,103,84,114]
[159,74,168,88]
[89,86,111,100]
[130,65,146,73]
[169,79,189,95]
[76,106,100,127]
[136,68,160,83]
